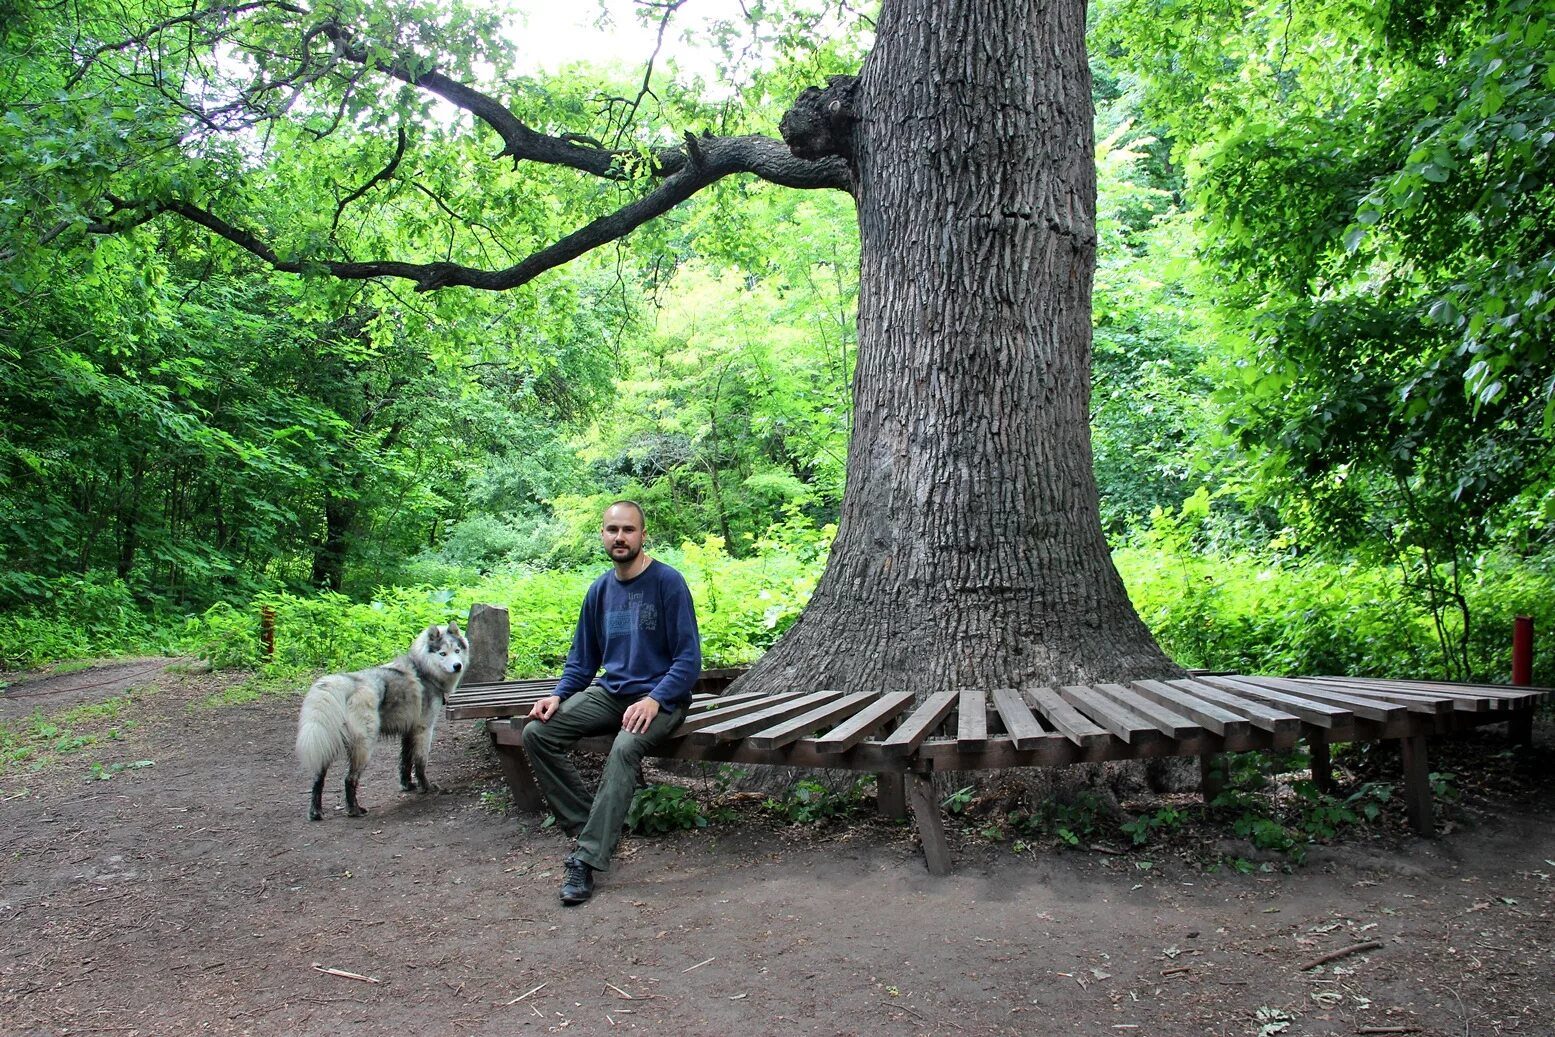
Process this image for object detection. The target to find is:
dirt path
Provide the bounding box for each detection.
[2,663,1552,1036]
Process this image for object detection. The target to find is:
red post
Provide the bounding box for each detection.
[260,607,276,660]
[1509,616,1533,746]
[1512,615,1533,686]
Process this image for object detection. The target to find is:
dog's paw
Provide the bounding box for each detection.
[347,805,369,817]
[308,810,323,821]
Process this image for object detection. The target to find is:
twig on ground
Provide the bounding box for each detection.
[604,981,635,1000]
[1160,966,1192,977]
[1299,941,1384,971]
[682,957,715,973]
[310,962,380,984]
[1356,1027,1421,1035]
[504,981,548,1005]
[880,1002,925,1020]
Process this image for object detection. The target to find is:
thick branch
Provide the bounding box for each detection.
[114,135,846,292]
[318,21,634,179]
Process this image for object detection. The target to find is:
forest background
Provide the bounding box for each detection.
[1,0,1551,697]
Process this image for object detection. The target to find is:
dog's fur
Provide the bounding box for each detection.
[295,621,467,820]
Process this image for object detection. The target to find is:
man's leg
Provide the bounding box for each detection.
[572,702,684,872]
[521,687,625,833]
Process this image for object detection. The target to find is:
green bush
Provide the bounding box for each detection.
[626,783,707,833]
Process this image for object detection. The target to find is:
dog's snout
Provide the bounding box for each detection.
[452,662,462,672]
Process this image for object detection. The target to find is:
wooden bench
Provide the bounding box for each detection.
[446,668,1547,875]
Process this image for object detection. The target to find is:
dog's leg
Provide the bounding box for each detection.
[309,769,327,821]
[345,741,370,817]
[413,725,435,794]
[399,734,417,791]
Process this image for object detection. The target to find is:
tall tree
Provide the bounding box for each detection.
[14,0,1182,693]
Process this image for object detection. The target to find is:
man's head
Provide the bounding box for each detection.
[600,500,646,568]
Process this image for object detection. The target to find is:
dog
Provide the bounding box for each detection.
[295,621,467,820]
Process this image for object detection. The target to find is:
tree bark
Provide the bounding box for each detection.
[740,0,1182,698]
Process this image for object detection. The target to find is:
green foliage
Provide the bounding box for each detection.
[763,776,871,824]
[1120,805,1185,846]
[0,575,169,667]
[626,783,707,834]
[1008,790,1115,848]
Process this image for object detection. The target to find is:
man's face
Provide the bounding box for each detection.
[600,505,645,565]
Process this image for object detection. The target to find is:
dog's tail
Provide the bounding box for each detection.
[295,679,350,776]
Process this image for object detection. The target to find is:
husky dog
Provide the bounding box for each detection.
[295,621,468,821]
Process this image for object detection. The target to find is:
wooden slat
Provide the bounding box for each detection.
[879,691,960,756]
[1306,676,1507,710]
[1093,683,1200,739]
[1337,675,1552,697]
[747,691,880,750]
[813,692,916,753]
[957,687,989,750]
[687,690,844,744]
[1058,685,1161,745]
[686,689,770,713]
[1189,676,1345,728]
[677,690,816,736]
[1267,676,1454,714]
[1165,678,1304,734]
[1025,687,1110,748]
[1129,679,1251,738]
[1213,674,1404,724]
[990,687,1047,749]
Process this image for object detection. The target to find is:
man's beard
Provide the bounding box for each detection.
[609,543,641,564]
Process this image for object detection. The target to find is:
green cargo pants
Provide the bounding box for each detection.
[520,685,684,871]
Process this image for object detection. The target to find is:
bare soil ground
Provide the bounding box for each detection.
[2,660,1553,1037]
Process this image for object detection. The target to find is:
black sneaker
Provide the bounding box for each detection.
[559,855,594,906]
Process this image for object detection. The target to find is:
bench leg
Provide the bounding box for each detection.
[1308,733,1333,794]
[492,735,547,814]
[905,772,951,876]
[1508,706,1533,746]
[1398,734,1433,836]
[876,772,907,820]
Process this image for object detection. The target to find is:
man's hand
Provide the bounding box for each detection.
[621,696,661,735]
[528,695,561,721]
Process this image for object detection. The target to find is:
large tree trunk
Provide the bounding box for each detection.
[740,0,1182,698]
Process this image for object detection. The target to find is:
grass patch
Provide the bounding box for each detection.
[199,672,304,708]
[0,691,147,779]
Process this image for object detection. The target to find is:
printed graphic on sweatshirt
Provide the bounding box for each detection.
[605,592,658,636]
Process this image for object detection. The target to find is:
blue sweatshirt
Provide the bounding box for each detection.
[553,559,702,710]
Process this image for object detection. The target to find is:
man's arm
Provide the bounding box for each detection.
[647,574,702,710]
[531,584,603,720]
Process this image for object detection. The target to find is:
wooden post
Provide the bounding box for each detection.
[1308,733,1333,794]
[259,607,276,660]
[876,772,907,819]
[1509,615,1534,746]
[1198,753,1224,805]
[464,603,510,685]
[491,727,547,813]
[905,772,951,876]
[1399,735,1433,836]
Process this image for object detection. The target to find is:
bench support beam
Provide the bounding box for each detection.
[1398,734,1433,836]
[876,772,907,819]
[493,739,547,814]
[906,772,951,876]
[1309,732,1333,794]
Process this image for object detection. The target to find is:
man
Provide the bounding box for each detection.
[522,500,702,906]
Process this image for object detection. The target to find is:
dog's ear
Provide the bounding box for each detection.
[425,624,444,647]
[445,618,461,638]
